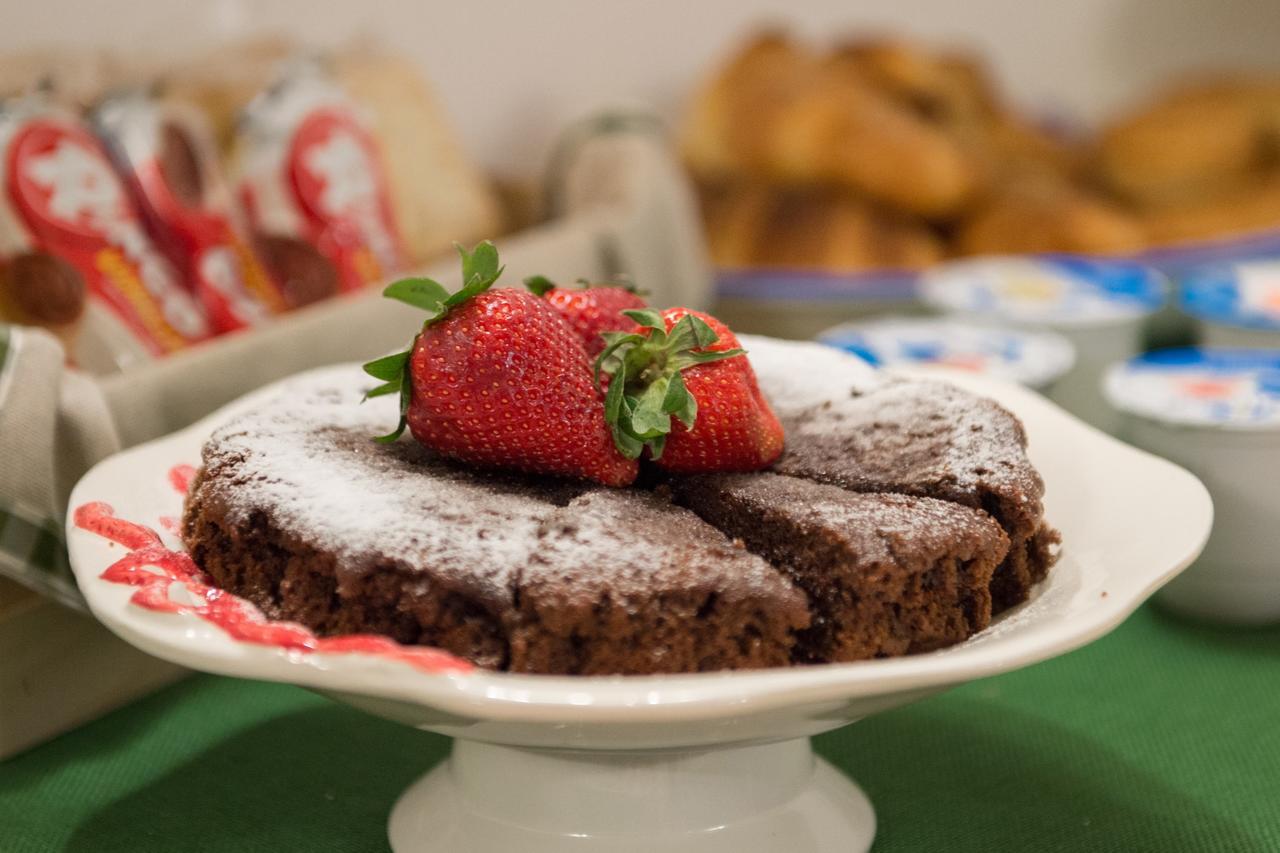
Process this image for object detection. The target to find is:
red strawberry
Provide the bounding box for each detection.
[363,243,638,487]
[595,307,784,472]
[524,276,647,357]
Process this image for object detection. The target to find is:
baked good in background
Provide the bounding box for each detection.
[683,33,978,219]
[0,49,130,109]
[957,179,1147,257]
[1094,77,1280,244]
[700,181,943,272]
[686,31,1280,274]
[1137,175,1280,246]
[1094,77,1280,206]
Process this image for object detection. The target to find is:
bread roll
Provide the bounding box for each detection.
[1140,175,1280,246]
[702,182,943,272]
[957,180,1146,256]
[1096,77,1280,205]
[684,32,978,218]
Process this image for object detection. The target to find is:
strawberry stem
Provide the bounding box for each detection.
[595,311,743,460]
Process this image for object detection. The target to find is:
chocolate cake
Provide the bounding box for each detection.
[511,490,808,674]
[742,335,1059,610]
[183,337,1059,675]
[671,473,1009,662]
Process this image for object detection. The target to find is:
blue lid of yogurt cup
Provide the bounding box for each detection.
[1178,260,1280,331]
[921,255,1168,326]
[1104,347,1280,429]
[818,317,1076,389]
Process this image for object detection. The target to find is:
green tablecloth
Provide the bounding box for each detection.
[3,604,1278,852]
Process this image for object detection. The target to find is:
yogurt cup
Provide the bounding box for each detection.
[1105,347,1280,624]
[817,316,1076,391]
[1179,259,1280,348]
[921,255,1168,432]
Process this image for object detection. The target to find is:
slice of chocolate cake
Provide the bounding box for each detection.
[673,473,1009,662]
[183,374,564,670]
[509,490,810,675]
[742,335,1059,611]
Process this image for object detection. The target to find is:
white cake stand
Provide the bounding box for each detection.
[67,366,1212,853]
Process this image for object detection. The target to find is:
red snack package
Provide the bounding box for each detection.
[0,96,209,365]
[93,89,291,334]
[234,61,406,293]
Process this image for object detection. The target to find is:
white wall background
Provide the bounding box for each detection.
[4,0,1278,177]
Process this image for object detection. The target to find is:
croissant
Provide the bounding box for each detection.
[956,180,1146,257]
[684,33,978,218]
[828,38,1081,192]
[1095,77,1280,206]
[1139,174,1280,246]
[701,182,943,272]
[826,37,997,128]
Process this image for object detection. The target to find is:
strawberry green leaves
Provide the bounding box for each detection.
[594,309,743,460]
[380,277,451,314]
[362,348,413,442]
[451,241,504,309]
[379,241,504,324]
[523,274,556,297]
[362,240,505,442]
[523,274,648,299]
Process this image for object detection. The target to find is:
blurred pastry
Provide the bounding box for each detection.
[1096,77,1280,206]
[831,38,1082,193]
[957,181,1146,257]
[702,182,943,272]
[683,32,978,218]
[1140,175,1280,246]
[160,37,296,154]
[826,37,997,128]
[682,32,813,180]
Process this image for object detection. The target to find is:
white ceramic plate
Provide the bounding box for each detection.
[66,362,1212,853]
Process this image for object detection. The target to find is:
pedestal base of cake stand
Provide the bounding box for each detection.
[388,736,875,853]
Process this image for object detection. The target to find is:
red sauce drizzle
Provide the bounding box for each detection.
[168,464,197,494]
[158,515,182,536]
[76,497,472,675]
[74,502,162,550]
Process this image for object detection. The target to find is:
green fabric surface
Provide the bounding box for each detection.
[2,604,1277,852]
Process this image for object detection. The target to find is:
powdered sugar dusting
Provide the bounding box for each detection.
[196,366,556,602]
[744,335,1039,508]
[528,490,802,601]
[702,473,1007,560]
[740,334,882,415]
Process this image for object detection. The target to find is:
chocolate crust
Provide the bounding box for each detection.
[509,491,809,675]
[184,463,515,669]
[673,473,1009,662]
[771,377,1057,611]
